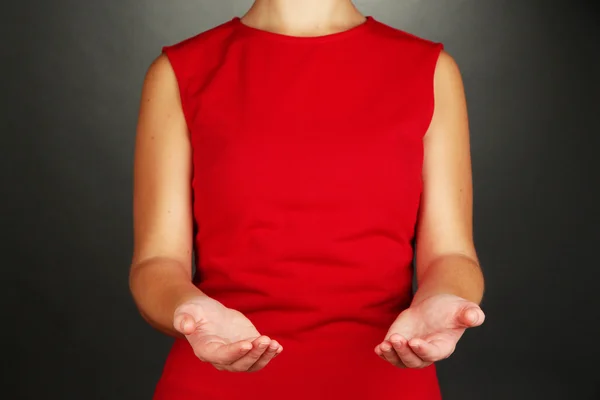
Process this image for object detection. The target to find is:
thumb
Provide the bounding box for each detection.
[173,312,198,335]
[455,306,485,328]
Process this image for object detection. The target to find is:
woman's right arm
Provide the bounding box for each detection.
[129,54,204,338]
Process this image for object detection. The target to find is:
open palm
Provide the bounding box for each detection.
[174,296,283,372]
[375,294,485,368]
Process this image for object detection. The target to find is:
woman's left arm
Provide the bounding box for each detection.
[412,49,485,306]
[375,50,485,368]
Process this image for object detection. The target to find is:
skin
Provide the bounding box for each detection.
[373,50,485,368]
[129,0,485,374]
[129,54,282,372]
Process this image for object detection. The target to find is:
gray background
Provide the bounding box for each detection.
[2,0,599,399]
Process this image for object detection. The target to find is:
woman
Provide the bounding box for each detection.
[129,0,485,398]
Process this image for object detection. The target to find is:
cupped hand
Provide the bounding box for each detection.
[174,296,283,372]
[375,293,485,369]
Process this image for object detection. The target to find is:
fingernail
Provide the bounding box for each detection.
[381,343,391,352]
[259,342,269,349]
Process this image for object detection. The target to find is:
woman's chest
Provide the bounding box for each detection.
[187,54,429,216]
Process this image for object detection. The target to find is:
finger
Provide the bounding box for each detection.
[173,312,197,335]
[374,344,392,364]
[455,306,485,328]
[379,340,405,368]
[228,336,271,371]
[408,338,447,362]
[247,339,282,372]
[389,334,428,369]
[374,343,394,359]
[203,340,253,365]
[374,344,383,357]
[272,344,284,358]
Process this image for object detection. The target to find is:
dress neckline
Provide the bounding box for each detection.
[231,16,374,43]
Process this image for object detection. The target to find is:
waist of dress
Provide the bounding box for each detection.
[196,284,411,341]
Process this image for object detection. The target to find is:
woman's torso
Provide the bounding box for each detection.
[154,16,444,399]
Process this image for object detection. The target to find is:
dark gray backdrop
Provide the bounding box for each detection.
[3,0,599,399]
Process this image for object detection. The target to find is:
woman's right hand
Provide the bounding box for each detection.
[173,296,283,372]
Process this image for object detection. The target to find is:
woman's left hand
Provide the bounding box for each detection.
[375,293,485,368]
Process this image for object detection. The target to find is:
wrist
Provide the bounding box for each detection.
[170,282,207,311]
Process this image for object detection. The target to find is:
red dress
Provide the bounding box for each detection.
[155,16,444,400]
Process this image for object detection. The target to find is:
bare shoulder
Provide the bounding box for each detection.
[425,50,468,141]
[140,54,178,97]
[136,52,186,133]
[436,50,460,71]
[434,50,465,94]
[147,53,172,74]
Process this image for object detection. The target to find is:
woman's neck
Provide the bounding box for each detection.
[242,0,365,36]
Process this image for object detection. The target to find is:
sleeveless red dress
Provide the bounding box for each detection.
[154,16,444,400]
